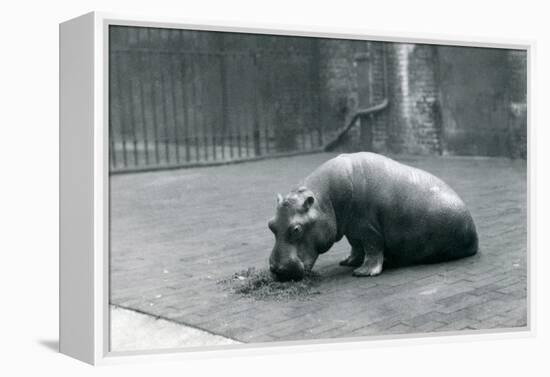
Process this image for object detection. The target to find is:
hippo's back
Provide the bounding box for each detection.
[330,153,479,266]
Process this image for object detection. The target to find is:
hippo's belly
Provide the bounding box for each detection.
[379,179,477,266]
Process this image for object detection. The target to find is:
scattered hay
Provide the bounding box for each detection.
[218,267,321,301]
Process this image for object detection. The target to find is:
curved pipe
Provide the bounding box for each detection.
[323,98,389,152]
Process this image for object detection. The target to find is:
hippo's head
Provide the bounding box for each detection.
[268,187,333,281]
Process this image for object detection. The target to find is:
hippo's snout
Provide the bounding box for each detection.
[269,260,305,282]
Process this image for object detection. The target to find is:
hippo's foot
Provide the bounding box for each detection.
[340,244,365,267]
[339,255,364,267]
[352,259,383,277]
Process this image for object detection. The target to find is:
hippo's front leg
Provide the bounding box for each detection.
[352,239,384,277]
[339,239,365,267]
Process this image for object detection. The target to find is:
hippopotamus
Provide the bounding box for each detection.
[268,152,478,281]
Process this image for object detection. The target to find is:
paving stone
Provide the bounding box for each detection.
[435,318,482,332]
[464,297,526,323]
[436,291,508,314]
[415,320,447,332]
[386,323,414,334]
[402,311,449,328]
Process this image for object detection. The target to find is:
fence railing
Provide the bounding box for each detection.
[109,26,325,173]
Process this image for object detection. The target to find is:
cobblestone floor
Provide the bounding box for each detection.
[110,153,527,344]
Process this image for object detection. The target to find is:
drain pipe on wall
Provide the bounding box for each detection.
[324,43,390,152]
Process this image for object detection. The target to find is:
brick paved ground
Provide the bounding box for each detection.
[110,153,527,344]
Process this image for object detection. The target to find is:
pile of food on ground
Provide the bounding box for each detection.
[218,267,321,301]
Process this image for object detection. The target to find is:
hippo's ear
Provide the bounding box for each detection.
[277,193,283,205]
[303,195,315,211]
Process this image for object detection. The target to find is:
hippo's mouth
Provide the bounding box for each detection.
[270,260,306,282]
[272,271,303,282]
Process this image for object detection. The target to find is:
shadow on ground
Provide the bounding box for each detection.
[38,339,59,353]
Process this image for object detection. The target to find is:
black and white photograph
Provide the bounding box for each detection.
[6,0,550,374]
[107,24,528,352]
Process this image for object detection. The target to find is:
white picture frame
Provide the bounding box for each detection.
[59,11,533,365]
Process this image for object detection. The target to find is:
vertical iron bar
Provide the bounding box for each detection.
[212,53,217,161]
[220,58,225,160]
[195,52,201,162]
[308,43,315,150]
[251,49,261,157]
[312,38,324,146]
[213,134,217,161]
[123,28,132,167]
[138,52,150,166]
[264,65,270,155]
[309,97,314,149]
[195,136,200,160]
[170,54,181,163]
[382,42,390,137]
[219,35,229,161]
[128,29,140,167]
[127,52,139,167]
[206,53,210,161]
[108,86,117,169]
[147,30,160,164]
[179,58,191,163]
[109,117,117,169]
[114,51,128,168]
[382,42,389,99]
[204,133,208,161]
[212,52,217,162]
[238,128,242,158]
[197,51,203,162]
[108,30,118,169]
[221,109,225,159]
[264,47,272,155]
[204,52,210,161]
[236,54,242,159]
[211,52,217,161]
[190,49,199,162]
[301,122,306,151]
[159,52,170,164]
[109,131,116,169]
[265,118,270,154]
[367,44,374,107]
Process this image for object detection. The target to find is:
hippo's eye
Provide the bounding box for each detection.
[290,224,302,238]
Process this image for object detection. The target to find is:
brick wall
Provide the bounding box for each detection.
[369,42,391,152]
[318,40,388,151]
[111,27,526,160]
[318,39,365,134]
[320,41,527,159]
[319,41,442,155]
[386,43,441,154]
[507,50,527,159]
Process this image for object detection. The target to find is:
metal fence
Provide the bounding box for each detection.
[109,26,325,173]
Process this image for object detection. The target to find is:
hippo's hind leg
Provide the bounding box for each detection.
[352,238,384,277]
[339,238,365,267]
